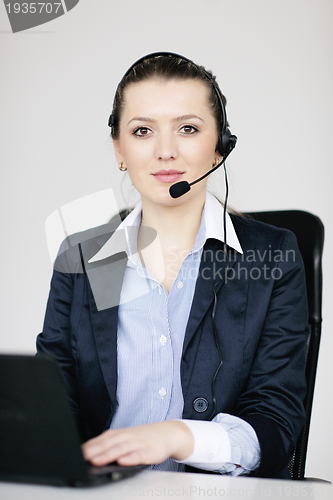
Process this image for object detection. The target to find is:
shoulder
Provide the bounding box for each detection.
[229,213,306,281]
[53,213,126,274]
[230,213,299,251]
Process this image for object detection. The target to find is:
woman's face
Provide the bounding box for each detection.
[113,78,222,208]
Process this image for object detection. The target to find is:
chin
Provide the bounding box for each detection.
[154,196,182,207]
[141,183,206,208]
[141,186,177,205]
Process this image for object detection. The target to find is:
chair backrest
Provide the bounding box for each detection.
[246,210,324,479]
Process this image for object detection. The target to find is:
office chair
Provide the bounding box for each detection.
[246,210,325,480]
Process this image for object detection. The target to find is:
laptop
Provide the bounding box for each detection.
[0,354,147,487]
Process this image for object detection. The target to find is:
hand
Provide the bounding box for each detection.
[81,420,194,467]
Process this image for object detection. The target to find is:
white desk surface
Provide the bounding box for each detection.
[1,470,332,500]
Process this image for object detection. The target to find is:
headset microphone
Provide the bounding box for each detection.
[169,136,237,198]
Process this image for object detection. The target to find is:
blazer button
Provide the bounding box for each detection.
[193,397,208,413]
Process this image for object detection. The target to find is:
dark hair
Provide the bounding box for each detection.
[110,54,228,145]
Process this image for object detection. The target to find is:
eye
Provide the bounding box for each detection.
[133,127,152,137]
[180,125,198,135]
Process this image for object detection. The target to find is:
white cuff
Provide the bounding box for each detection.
[174,419,231,467]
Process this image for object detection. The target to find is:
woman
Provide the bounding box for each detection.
[37,53,309,479]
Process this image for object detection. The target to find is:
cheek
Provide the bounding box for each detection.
[184,138,216,164]
[121,139,152,165]
[125,157,148,186]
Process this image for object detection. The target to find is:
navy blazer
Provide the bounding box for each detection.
[37,213,309,479]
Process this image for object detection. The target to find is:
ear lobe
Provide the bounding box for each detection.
[214,152,223,163]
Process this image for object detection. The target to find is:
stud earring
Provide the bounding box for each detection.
[119,162,127,172]
[212,157,220,168]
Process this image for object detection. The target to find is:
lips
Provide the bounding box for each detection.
[152,169,184,183]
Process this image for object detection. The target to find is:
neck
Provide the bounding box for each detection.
[138,192,206,254]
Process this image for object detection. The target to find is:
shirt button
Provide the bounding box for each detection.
[159,335,167,345]
[159,388,167,397]
[177,281,183,289]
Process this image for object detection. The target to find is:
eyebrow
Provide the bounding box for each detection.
[127,115,204,125]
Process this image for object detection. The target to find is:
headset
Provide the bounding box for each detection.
[108,52,238,419]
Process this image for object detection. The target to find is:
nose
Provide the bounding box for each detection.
[155,131,178,161]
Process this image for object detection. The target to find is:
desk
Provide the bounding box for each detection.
[1,471,332,500]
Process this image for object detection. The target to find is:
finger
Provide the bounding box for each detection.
[84,428,133,449]
[116,449,149,466]
[83,434,142,465]
[97,440,135,463]
[82,430,127,461]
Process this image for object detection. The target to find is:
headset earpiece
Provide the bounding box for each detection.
[218,128,237,158]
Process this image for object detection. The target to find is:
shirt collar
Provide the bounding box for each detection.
[88,202,143,263]
[88,192,242,264]
[204,191,243,254]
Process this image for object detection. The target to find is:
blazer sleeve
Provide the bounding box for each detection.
[36,238,83,418]
[236,229,309,477]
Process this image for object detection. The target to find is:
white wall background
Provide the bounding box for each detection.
[1,0,332,482]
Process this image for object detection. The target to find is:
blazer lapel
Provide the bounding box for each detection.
[183,239,237,354]
[182,213,257,358]
[183,212,256,354]
[80,239,128,410]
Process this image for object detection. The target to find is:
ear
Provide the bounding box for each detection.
[113,140,124,165]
